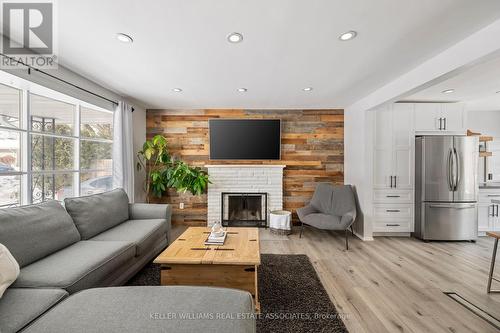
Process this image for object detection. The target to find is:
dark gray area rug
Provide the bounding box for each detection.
[127,254,348,333]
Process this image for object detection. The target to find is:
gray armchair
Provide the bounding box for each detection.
[297,183,357,250]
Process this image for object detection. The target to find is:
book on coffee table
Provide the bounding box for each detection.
[204,231,227,245]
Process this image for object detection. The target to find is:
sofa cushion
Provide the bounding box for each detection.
[13,241,135,294]
[0,201,80,267]
[64,188,130,239]
[0,244,20,298]
[23,286,256,333]
[0,288,68,333]
[91,219,167,256]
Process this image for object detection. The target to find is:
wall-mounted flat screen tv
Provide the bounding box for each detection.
[209,119,281,160]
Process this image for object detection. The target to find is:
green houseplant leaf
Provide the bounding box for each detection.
[137,135,210,202]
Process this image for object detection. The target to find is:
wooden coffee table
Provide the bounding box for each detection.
[153,227,261,310]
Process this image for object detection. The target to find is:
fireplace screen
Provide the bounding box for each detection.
[221,192,267,227]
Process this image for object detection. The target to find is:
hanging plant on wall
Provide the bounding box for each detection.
[136,135,210,202]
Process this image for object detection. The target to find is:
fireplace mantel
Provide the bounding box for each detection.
[206,165,284,226]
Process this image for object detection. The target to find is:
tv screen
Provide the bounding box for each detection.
[209,119,281,160]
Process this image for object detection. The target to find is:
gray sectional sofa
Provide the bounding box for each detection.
[0,189,171,332]
[0,189,256,333]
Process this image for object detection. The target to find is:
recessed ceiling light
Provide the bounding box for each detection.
[303,87,313,92]
[237,88,247,92]
[116,33,133,43]
[227,32,243,43]
[339,31,357,41]
[172,88,182,92]
[442,89,455,94]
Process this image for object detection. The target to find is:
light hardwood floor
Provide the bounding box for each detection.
[171,225,500,333]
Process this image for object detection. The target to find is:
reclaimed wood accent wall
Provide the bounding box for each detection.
[146,109,344,225]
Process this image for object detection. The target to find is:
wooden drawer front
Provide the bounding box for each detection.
[373,190,413,203]
[373,219,412,232]
[373,204,412,219]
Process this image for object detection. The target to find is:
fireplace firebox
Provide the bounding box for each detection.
[221,192,267,227]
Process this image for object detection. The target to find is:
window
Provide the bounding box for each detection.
[80,106,113,196]
[29,94,77,203]
[0,84,22,208]
[0,74,114,207]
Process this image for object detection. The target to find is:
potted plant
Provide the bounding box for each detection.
[137,135,210,202]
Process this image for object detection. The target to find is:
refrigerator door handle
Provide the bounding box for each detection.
[429,204,476,209]
[453,148,460,191]
[447,149,454,191]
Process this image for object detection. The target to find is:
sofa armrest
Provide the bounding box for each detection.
[296,204,317,221]
[128,203,172,222]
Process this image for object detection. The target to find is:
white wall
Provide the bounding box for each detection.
[344,107,373,240]
[467,110,500,136]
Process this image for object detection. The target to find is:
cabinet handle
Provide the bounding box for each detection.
[443,117,446,130]
[394,176,397,188]
[386,209,400,212]
[497,205,499,217]
[390,176,393,188]
[438,118,442,130]
[386,224,400,227]
[386,195,401,198]
[487,195,500,197]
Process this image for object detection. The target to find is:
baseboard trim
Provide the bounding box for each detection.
[353,231,374,241]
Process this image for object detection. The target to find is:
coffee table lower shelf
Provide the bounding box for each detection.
[160,263,260,312]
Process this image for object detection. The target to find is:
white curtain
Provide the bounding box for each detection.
[113,101,135,202]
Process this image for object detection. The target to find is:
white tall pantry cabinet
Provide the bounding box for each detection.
[370,102,470,235]
[372,103,415,233]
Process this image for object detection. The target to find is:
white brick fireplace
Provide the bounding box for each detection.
[206,165,285,226]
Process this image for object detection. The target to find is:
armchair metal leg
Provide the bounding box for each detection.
[345,229,349,250]
[299,221,304,238]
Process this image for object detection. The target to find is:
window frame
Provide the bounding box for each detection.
[0,71,114,206]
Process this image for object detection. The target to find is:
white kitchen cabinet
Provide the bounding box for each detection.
[414,103,465,133]
[441,103,465,132]
[373,189,413,203]
[414,103,441,131]
[478,190,500,233]
[372,104,415,233]
[478,203,495,233]
[373,103,414,190]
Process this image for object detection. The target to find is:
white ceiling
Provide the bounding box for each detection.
[400,54,500,111]
[53,0,500,109]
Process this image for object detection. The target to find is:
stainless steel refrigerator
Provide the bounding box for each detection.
[414,136,479,241]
